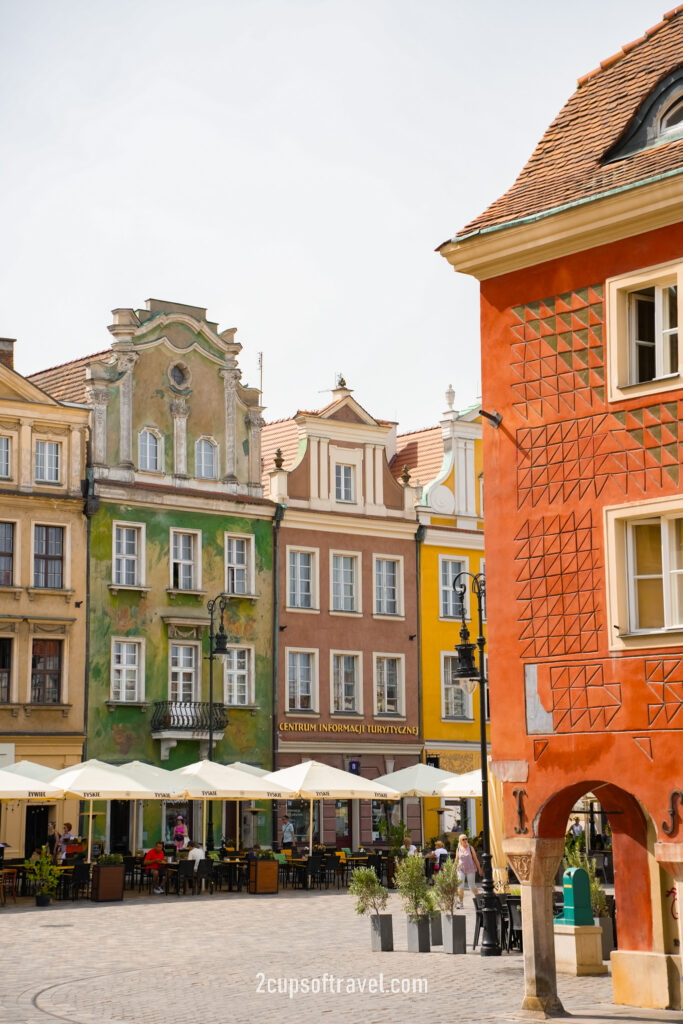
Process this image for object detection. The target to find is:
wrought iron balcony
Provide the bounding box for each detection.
[151,700,228,732]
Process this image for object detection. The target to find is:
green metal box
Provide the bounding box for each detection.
[555,867,593,926]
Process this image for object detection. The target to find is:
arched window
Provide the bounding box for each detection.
[659,94,683,136]
[138,429,160,472]
[195,438,217,479]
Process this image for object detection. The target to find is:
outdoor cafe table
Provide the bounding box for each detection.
[214,858,248,892]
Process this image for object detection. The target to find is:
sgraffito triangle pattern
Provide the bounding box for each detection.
[548,663,622,732]
[645,659,683,726]
[515,511,601,657]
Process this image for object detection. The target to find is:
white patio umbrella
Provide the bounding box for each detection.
[171,760,294,849]
[265,760,400,854]
[1,760,60,783]
[433,768,483,799]
[118,761,189,853]
[376,762,461,844]
[226,761,269,777]
[52,760,166,860]
[0,767,64,800]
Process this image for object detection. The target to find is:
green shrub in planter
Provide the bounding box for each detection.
[432,859,466,953]
[394,855,431,952]
[24,846,61,905]
[349,867,393,951]
[97,853,124,865]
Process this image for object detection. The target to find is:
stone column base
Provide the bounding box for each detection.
[554,924,607,975]
[611,950,682,1011]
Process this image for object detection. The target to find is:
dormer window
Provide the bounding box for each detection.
[605,71,683,161]
[195,438,217,479]
[139,429,161,472]
[335,464,355,503]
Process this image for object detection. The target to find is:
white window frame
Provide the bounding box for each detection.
[604,495,683,650]
[169,528,202,592]
[439,555,469,620]
[224,532,255,596]
[329,445,363,506]
[330,550,362,615]
[223,644,255,707]
[373,554,404,618]
[31,520,69,590]
[195,436,218,479]
[34,438,61,484]
[112,521,146,588]
[138,428,163,473]
[0,518,19,588]
[0,435,10,479]
[440,651,474,720]
[330,650,363,714]
[335,463,355,503]
[27,633,69,704]
[373,652,405,716]
[607,259,683,402]
[285,647,319,713]
[168,642,200,702]
[286,545,319,612]
[110,637,145,703]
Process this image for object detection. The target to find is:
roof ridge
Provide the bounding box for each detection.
[576,6,683,88]
[396,425,439,439]
[27,348,110,377]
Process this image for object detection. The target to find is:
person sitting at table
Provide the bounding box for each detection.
[144,841,166,894]
[402,837,417,856]
[56,823,76,863]
[186,840,204,872]
[425,840,449,870]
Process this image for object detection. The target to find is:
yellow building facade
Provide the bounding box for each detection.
[396,387,488,842]
[0,341,89,857]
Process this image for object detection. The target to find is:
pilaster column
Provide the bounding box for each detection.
[246,410,264,493]
[504,836,566,1017]
[220,368,240,483]
[85,386,110,467]
[115,351,138,469]
[19,418,32,489]
[170,398,189,476]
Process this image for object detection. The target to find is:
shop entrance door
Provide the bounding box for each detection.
[109,800,130,853]
[25,804,49,858]
[335,800,351,849]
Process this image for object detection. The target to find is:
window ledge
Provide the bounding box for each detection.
[617,372,681,393]
[0,585,22,601]
[374,714,406,720]
[108,584,151,595]
[0,703,21,717]
[439,615,471,623]
[34,480,64,488]
[27,588,74,604]
[285,709,320,716]
[372,613,405,622]
[106,700,149,712]
[331,712,364,718]
[285,605,321,614]
[617,626,683,639]
[329,610,362,617]
[441,716,474,722]
[166,588,206,602]
[24,703,72,718]
[224,592,259,603]
[226,703,260,716]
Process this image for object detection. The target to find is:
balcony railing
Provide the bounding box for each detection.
[151,700,228,732]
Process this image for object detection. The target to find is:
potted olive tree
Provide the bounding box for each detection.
[394,854,431,952]
[349,866,393,951]
[433,858,467,953]
[24,846,61,907]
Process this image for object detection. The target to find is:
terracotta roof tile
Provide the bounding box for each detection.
[27,350,110,403]
[391,427,444,487]
[261,419,300,493]
[455,8,683,237]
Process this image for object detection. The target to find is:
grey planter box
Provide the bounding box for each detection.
[370,914,394,952]
[429,914,443,945]
[595,916,615,961]
[406,916,431,952]
[442,912,467,954]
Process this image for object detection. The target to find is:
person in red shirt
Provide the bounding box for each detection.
[144,841,166,894]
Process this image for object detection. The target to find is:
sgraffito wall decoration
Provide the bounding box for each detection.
[645,659,683,726]
[514,511,601,658]
[546,663,622,731]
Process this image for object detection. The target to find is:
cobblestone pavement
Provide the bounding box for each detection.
[0,889,679,1024]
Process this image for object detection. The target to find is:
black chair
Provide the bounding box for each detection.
[473,894,507,950]
[365,854,383,882]
[66,863,91,901]
[294,854,322,889]
[123,856,139,890]
[174,859,196,895]
[507,899,523,952]
[552,890,564,917]
[195,858,214,894]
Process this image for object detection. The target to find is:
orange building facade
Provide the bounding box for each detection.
[441,11,683,1014]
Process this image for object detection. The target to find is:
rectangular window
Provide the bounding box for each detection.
[0,436,9,478]
[111,640,143,702]
[171,530,200,591]
[31,639,62,704]
[289,550,313,608]
[170,644,197,702]
[375,656,400,714]
[440,557,466,618]
[0,522,14,586]
[625,514,683,631]
[0,638,11,702]
[287,650,314,711]
[335,464,354,502]
[34,525,64,589]
[224,647,251,706]
[113,524,143,586]
[442,654,471,719]
[225,534,252,595]
[333,653,359,713]
[332,553,358,612]
[375,558,399,615]
[629,285,678,383]
[34,440,60,483]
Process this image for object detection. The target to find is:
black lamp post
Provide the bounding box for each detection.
[452,571,501,957]
[205,594,229,851]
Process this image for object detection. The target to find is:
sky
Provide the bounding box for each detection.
[0,0,668,431]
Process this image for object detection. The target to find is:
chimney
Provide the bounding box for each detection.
[0,339,15,370]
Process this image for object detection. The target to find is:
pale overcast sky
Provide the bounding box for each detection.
[0,1,665,431]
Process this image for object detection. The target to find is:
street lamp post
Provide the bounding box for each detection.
[205,594,229,851]
[451,571,501,957]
